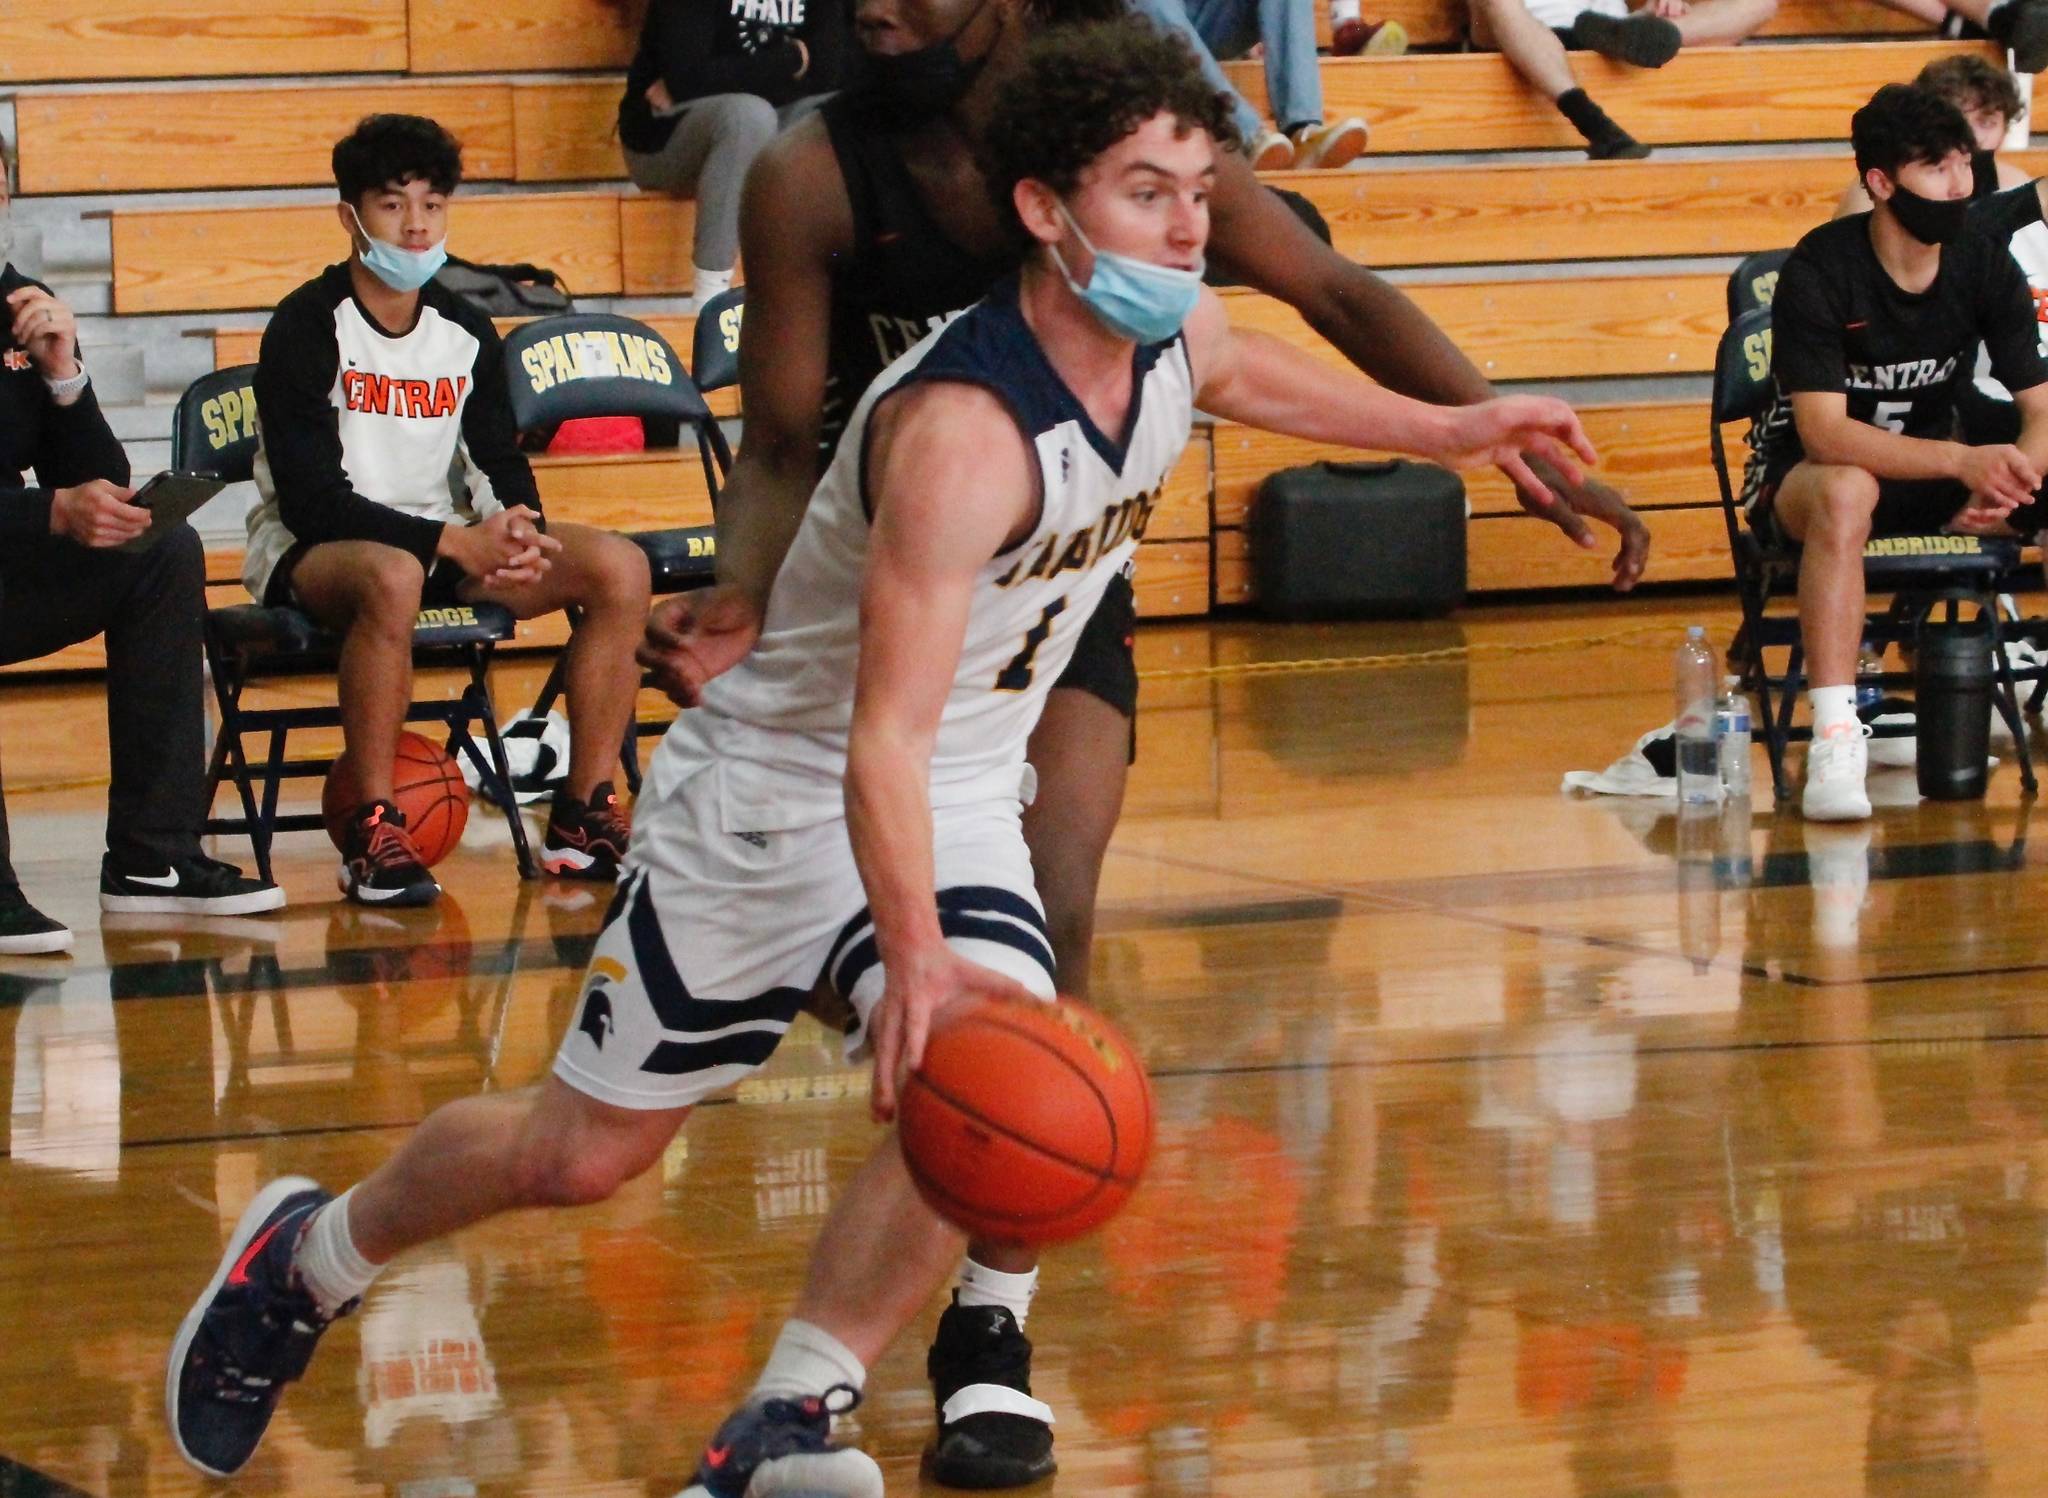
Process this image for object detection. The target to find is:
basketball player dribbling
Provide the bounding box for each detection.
[164,23,1597,1496]
[654,0,1647,1478]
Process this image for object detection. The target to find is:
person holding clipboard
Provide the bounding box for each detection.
[0,165,280,954]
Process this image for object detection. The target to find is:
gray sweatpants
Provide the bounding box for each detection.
[623,93,827,271]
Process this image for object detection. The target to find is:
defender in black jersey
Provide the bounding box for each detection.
[1958,175,2048,445]
[253,116,653,902]
[1745,85,2048,823]
[634,0,1645,1484]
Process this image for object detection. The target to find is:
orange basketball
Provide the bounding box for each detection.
[322,731,470,867]
[899,997,1155,1245]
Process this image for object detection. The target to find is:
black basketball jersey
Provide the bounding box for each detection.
[1742,213,2048,503]
[817,95,1017,459]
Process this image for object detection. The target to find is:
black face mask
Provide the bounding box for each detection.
[1972,148,1998,193]
[1885,180,1971,246]
[844,0,995,130]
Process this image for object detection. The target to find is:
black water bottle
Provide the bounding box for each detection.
[1916,623,1994,800]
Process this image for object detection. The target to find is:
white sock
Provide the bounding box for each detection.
[956,1258,1039,1331]
[693,264,734,304]
[752,1319,867,1402]
[1331,0,1362,20]
[293,1187,384,1317]
[1809,684,1859,738]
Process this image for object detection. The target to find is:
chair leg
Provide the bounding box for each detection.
[1986,602,2037,796]
[206,650,276,883]
[466,650,537,879]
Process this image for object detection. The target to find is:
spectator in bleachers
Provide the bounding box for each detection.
[1836,55,2030,217]
[1868,0,2048,74]
[1132,0,1374,169]
[0,140,281,954]
[1741,85,2048,822]
[248,115,652,906]
[1958,145,2048,459]
[1468,0,1777,158]
[618,0,849,306]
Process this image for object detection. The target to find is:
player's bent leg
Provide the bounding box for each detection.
[1670,0,1777,44]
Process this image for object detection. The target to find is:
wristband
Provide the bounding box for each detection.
[42,368,89,405]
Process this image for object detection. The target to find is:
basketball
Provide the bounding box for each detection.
[899,996,1155,1245]
[322,731,470,867]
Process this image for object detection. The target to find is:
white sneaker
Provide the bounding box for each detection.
[1249,129,1296,171]
[1291,117,1370,169]
[1802,728,1872,822]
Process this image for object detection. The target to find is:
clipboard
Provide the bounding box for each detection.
[115,471,227,553]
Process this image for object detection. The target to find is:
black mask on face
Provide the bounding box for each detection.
[1885,179,1971,245]
[844,0,996,130]
[1971,148,1998,194]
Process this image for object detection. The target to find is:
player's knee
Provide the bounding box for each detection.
[589,535,652,611]
[515,1098,671,1207]
[353,547,428,627]
[1814,468,1879,535]
[727,94,778,151]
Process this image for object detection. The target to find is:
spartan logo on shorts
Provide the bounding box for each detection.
[576,958,623,1050]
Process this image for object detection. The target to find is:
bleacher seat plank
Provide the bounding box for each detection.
[409,0,637,73]
[1211,502,1731,604]
[531,451,715,529]
[113,193,624,314]
[1133,541,1213,619]
[1330,0,1924,46]
[619,196,706,297]
[212,309,741,418]
[16,85,514,195]
[0,0,407,84]
[1271,151,2048,268]
[512,80,625,182]
[1211,402,1710,525]
[1225,40,1993,152]
[1220,273,1725,382]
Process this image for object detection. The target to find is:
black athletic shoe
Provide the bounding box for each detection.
[101,853,285,916]
[678,1384,882,1498]
[1572,9,1682,66]
[541,780,630,880]
[926,1295,1057,1488]
[1588,130,1652,160]
[0,884,72,955]
[338,801,440,907]
[166,1177,355,1477]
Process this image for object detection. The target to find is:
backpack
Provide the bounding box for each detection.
[435,255,574,318]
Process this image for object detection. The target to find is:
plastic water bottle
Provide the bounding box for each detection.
[1715,676,1752,798]
[1855,642,1887,719]
[1674,626,1721,803]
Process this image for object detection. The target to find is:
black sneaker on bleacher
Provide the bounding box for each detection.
[0,884,73,955]
[925,1294,1057,1488]
[101,853,286,916]
[1571,9,1682,67]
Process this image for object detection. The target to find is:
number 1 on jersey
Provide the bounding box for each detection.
[995,599,1068,692]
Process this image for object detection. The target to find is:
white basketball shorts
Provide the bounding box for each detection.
[551,756,1058,1110]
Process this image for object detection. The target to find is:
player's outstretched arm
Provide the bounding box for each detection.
[1184,290,1599,505]
[846,385,1041,1123]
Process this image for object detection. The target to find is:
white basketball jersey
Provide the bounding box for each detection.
[662,279,1196,831]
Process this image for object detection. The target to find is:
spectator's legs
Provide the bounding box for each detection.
[1769,462,1879,821]
[1472,0,1649,158]
[288,542,427,805]
[462,522,650,803]
[0,527,209,872]
[1130,0,1272,148]
[622,94,778,300]
[1667,0,1778,45]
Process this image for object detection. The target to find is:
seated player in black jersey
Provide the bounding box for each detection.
[1836,56,2031,219]
[1742,84,2048,824]
[637,0,1650,1483]
[248,115,651,905]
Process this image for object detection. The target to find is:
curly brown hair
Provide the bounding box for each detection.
[1917,54,2025,127]
[979,18,1241,234]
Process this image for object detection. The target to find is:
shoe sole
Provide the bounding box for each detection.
[1802,798,1873,822]
[165,1174,320,1479]
[1300,120,1369,170]
[0,927,74,955]
[540,846,625,881]
[924,1443,1059,1490]
[1251,137,1295,171]
[677,1448,885,1498]
[336,864,441,907]
[101,885,288,917]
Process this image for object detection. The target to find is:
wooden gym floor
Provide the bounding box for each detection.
[5,592,2047,1497]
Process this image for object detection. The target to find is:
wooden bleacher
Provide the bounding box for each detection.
[1225,40,1995,152]
[0,0,407,84]
[1334,0,1924,45]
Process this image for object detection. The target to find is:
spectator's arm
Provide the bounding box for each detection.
[2010,380,2048,476]
[29,374,129,491]
[254,298,446,564]
[647,2,804,104]
[458,316,544,524]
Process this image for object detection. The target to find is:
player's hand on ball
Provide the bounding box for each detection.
[637,585,763,707]
[1439,396,1599,506]
[869,947,1035,1125]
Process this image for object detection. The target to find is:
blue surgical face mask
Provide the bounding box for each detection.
[348,204,448,293]
[1048,202,1203,345]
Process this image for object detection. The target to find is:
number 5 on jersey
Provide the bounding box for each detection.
[996,599,1068,691]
